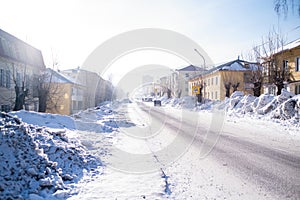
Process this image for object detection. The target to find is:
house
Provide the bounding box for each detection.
[176,65,205,97]
[45,68,85,115]
[61,68,113,108]
[189,59,260,101]
[0,29,45,112]
[262,38,300,95]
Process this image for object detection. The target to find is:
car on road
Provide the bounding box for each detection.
[153,99,161,106]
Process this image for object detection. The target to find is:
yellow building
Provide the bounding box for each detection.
[267,39,300,95]
[45,69,85,115]
[189,59,260,101]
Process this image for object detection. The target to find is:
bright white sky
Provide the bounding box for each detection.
[1,0,299,82]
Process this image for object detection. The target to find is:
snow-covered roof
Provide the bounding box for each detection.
[46,68,77,84]
[176,65,203,72]
[280,38,300,52]
[203,59,260,75]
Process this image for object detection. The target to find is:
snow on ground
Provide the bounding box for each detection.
[1,89,299,200]
[0,112,102,200]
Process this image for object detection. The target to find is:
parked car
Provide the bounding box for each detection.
[153,100,161,106]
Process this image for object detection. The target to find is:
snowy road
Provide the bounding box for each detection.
[71,102,300,200]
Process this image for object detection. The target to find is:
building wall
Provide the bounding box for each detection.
[277,46,300,95]
[46,83,72,115]
[0,55,42,112]
[0,29,45,112]
[178,71,202,97]
[262,44,300,95]
[189,70,254,101]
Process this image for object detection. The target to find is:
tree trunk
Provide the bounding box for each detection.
[167,88,171,99]
[225,82,231,98]
[232,82,240,92]
[13,86,28,111]
[276,83,284,95]
[253,82,262,97]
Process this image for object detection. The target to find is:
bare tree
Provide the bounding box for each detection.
[255,30,290,95]
[36,51,61,112]
[223,73,240,98]
[241,49,264,97]
[224,82,231,98]
[274,0,300,18]
[12,63,29,111]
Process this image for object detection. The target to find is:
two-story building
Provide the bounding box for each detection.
[263,38,300,95]
[176,65,205,97]
[0,29,45,112]
[61,67,113,108]
[189,59,260,101]
[45,68,85,115]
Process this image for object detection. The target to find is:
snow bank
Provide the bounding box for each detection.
[0,113,101,200]
[224,89,299,126]
[162,89,299,127]
[9,110,76,129]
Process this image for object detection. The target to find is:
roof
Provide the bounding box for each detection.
[0,29,45,68]
[176,65,203,72]
[281,38,300,51]
[46,68,77,84]
[201,59,260,76]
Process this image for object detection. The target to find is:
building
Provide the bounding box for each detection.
[61,68,113,108]
[189,59,260,101]
[262,38,300,95]
[0,29,45,112]
[176,65,205,97]
[45,68,84,115]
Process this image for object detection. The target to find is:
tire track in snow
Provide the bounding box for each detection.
[138,103,300,199]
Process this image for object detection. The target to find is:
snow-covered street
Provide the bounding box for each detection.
[69,100,299,200]
[1,94,299,200]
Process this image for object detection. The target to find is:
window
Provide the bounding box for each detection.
[208,78,210,86]
[295,85,300,95]
[283,60,288,71]
[215,91,218,99]
[6,70,10,88]
[215,76,218,85]
[211,92,213,99]
[0,69,5,87]
[211,77,213,85]
[72,101,77,110]
[1,105,11,112]
[296,57,300,72]
[78,101,83,109]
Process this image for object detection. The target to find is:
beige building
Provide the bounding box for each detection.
[189,59,260,101]
[61,68,113,108]
[45,69,84,115]
[176,65,205,97]
[0,29,45,112]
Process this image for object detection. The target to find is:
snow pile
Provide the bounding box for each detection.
[0,113,101,200]
[224,89,300,125]
[73,105,118,133]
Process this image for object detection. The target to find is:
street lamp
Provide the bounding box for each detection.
[194,48,206,70]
